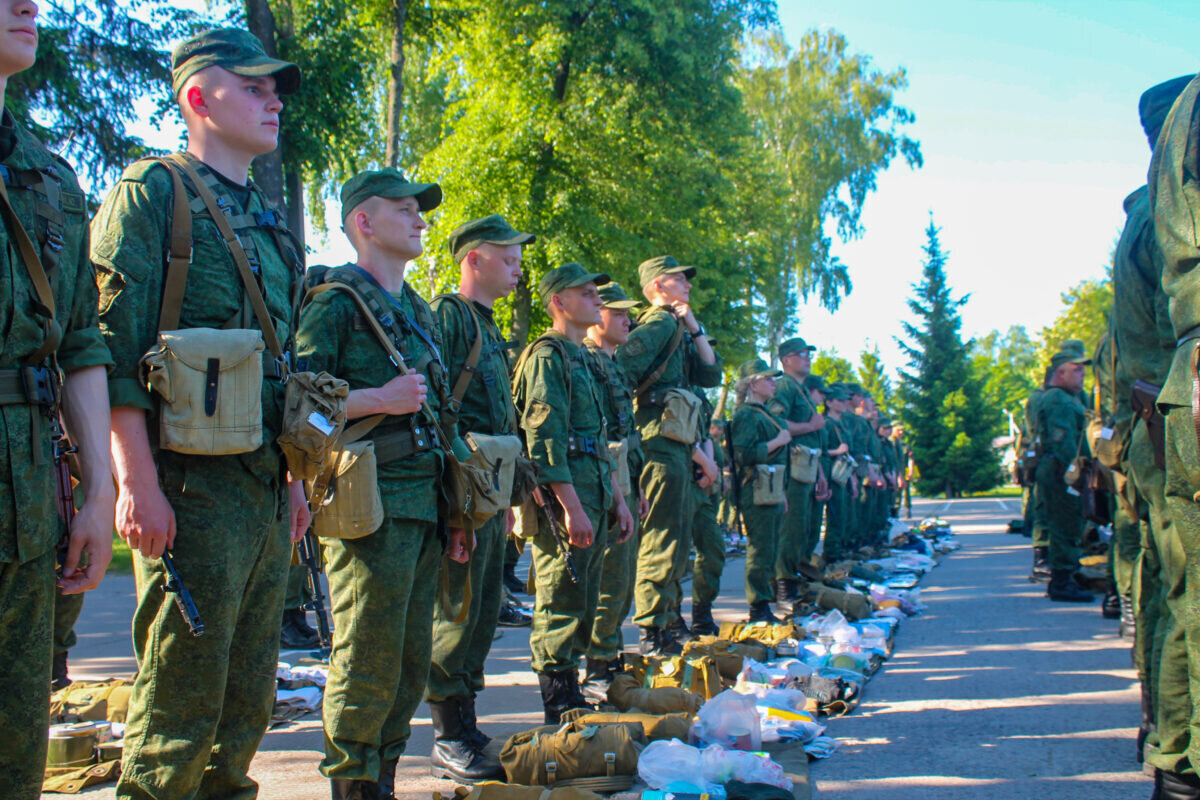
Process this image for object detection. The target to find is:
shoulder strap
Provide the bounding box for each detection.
[634,312,686,398]
[746,403,786,433]
[436,293,484,407]
[160,154,286,361]
[515,333,574,402]
[0,180,61,364]
[143,158,194,335]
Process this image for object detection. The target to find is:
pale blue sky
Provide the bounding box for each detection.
[775,0,1197,374]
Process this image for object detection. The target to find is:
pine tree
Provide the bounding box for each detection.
[896,219,999,497]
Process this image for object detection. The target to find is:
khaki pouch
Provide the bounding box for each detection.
[752,464,785,505]
[560,709,693,742]
[790,446,820,483]
[683,637,771,680]
[624,654,725,699]
[500,719,644,790]
[309,440,384,540]
[830,456,854,486]
[607,673,703,715]
[463,432,524,524]
[142,328,264,455]
[277,370,349,482]
[659,388,702,445]
[608,438,632,496]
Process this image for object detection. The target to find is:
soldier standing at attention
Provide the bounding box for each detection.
[92,29,310,800]
[618,256,722,656]
[804,375,833,562]
[582,282,646,699]
[425,214,535,783]
[820,384,855,563]
[295,169,470,798]
[1036,341,1094,603]
[0,3,115,794]
[513,263,635,724]
[768,337,826,608]
[731,359,791,622]
[1024,380,1051,580]
[685,392,724,636]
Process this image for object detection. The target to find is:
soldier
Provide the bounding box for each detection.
[691,411,729,635]
[1147,70,1200,798]
[280,563,321,650]
[617,255,722,656]
[295,168,470,798]
[767,337,826,608]
[840,384,875,550]
[512,263,634,724]
[424,215,536,782]
[820,384,856,563]
[1023,378,1051,579]
[1092,332,1136,621]
[92,29,310,799]
[804,375,834,559]
[731,359,791,621]
[0,5,115,794]
[582,282,646,698]
[1035,341,1093,603]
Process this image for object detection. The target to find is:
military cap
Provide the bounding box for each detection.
[448,214,536,263]
[843,382,866,398]
[1139,75,1195,146]
[779,337,817,358]
[824,384,849,401]
[877,416,894,428]
[598,282,639,310]
[172,28,301,97]
[538,262,610,304]
[638,255,696,287]
[1050,339,1092,369]
[340,168,442,221]
[805,374,827,392]
[738,358,783,382]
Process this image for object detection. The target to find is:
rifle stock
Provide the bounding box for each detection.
[531,485,579,584]
[297,530,333,657]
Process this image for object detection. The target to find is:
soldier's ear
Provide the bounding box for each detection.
[185,86,210,119]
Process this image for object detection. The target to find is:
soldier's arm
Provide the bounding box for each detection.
[687,337,722,387]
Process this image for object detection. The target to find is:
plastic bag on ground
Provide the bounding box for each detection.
[701,745,793,791]
[695,689,762,750]
[638,739,707,792]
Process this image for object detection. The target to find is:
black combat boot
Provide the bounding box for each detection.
[1102,590,1122,619]
[665,615,694,647]
[1047,569,1094,602]
[747,601,780,623]
[1139,681,1155,765]
[691,602,718,636]
[538,669,591,725]
[503,562,527,595]
[281,607,320,650]
[330,779,381,800]
[51,651,71,691]
[378,758,398,800]
[776,578,798,605]
[460,691,489,750]
[1030,547,1051,582]
[1156,769,1200,800]
[638,626,682,657]
[582,657,617,705]
[429,698,505,783]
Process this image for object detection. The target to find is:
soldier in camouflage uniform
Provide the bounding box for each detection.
[805,375,833,557]
[424,215,536,783]
[617,256,722,656]
[691,411,729,635]
[767,337,826,608]
[820,384,856,562]
[581,282,645,698]
[1023,381,1051,579]
[0,9,115,795]
[513,263,634,724]
[1092,332,1137,620]
[93,30,310,800]
[1148,70,1200,799]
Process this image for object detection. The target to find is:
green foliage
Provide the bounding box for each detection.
[856,343,893,412]
[1034,274,1113,378]
[897,219,1001,497]
[972,325,1039,418]
[812,350,855,385]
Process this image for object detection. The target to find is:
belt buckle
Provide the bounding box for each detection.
[20,365,58,414]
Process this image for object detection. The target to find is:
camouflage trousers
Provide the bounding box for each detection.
[589,489,639,662]
[119,457,290,800]
[633,442,696,628]
[823,481,852,563]
[0,546,55,800]
[1034,459,1083,572]
[427,512,507,702]
[55,584,84,656]
[530,501,606,673]
[743,500,783,606]
[776,479,816,582]
[691,486,725,607]
[284,562,308,610]
[321,515,440,781]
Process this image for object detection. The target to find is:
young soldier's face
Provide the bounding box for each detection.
[371,195,426,261]
[594,307,631,346]
[782,351,810,376]
[191,69,283,159]
[809,389,825,407]
[0,1,38,78]
[471,242,523,299]
[753,375,777,400]
[656,273,691,303]
[556,282,603,327]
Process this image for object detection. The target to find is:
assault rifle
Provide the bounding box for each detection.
[723,419,747,539]
[162,550,205,636]
[531,485,579,584]
[51,421,76,576]
[297,529,333,657]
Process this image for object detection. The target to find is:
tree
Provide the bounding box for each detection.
[972,325,1039,421]
[1034,274,1113,378]
[856,343,893,412]
[896,219,1000,497]
[812,351,855,386]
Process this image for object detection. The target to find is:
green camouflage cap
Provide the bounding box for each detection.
[172,28,301,96]
[824,384,849,401]
[843,382,867,398]
[539,262,610,304]
[448,214,536,263]
[738,358,783,381]
[1139,75,1194,146]
[804,374,827,392]
[597,282,639,310]
[638,255,696,287]
[1050,339,1092,369]
[876,416,894,428]
[779,337,816,358]
[340,168,442,221]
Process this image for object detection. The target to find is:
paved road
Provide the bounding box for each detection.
[46,496,1149,798]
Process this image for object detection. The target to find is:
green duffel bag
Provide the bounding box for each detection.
[500,719,645,791]
[559,709,693,742]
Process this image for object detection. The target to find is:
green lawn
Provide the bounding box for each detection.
[109,531,133,574]
[965,485,1023,498]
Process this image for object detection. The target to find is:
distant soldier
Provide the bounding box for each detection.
[1024,380,1051,580]
[0,5,115,794]
[820,384,856,562]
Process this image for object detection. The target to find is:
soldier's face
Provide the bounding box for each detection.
[657,273,691,303]
[192,69,283,158]
[0,1,38,77]
[556,282,603,327]
[1057,362,1086,393]
[471,242,523,299]
[782,351,810,376]
[753,375,777,400]
[810,389,825,406]
[371,195,426,261]
[594,307,631,345]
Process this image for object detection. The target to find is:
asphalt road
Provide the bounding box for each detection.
[44,495,1149,798]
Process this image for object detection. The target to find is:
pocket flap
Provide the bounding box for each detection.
[159,328,265,371]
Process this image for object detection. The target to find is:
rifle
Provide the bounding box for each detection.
[723,419,747,539]
[162,550,205,636]
[297,529,332,657]
[51,420,76,576]
[531,485,579,584]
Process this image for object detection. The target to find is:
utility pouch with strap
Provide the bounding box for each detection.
[1131,379,1166,469]
[462,431,524,524]
[743,405,786,505]
[830,454,854,486]
[608,437,632,496]
[633,315,701,444]
[789,445,820,484]
[307,414,385,541]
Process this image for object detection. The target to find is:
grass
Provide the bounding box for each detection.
[964,485,1023,498]
[109,531,133,574]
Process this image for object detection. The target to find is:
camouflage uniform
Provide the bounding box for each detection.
[0,110,111,800]
[820,388,853,562]
[1035,379,1089,574]
[767,363,822,589]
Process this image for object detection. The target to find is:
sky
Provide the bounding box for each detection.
[773,0,1198,376]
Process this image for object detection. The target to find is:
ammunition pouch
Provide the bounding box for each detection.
[608,437,632,497]
[308,438,384,540]
[277,370,349,482]
[643,387,702,445]
[789,445,820,484]
[751,464,785,505]
[461,432,524,525]
[830,455,854,486]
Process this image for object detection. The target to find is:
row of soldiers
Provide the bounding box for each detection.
[1015,73,1200,800]
[0,17,913,800]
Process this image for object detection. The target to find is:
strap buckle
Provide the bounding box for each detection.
[20,364,59,415]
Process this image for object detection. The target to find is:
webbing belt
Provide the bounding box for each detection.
[0,366,58,407]
[567,433,602,457]
[371,422,438,464]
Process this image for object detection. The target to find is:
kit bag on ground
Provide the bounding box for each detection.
[607,673,703,715]
[623,653,724,699]
[559,709,693,742]
[682,637,771,680]
[500,718,645,791]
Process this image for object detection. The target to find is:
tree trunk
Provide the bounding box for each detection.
[244,0,286,211]
[385,0,408,168]
[285,167,305,247]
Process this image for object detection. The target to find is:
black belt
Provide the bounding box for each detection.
[567,433,602,457]
[0,365,58,411]
[372,421,438,464]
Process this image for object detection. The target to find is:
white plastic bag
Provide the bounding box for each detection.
[696,689,762,750]
[638,739,707,791]
[701,745,793,790]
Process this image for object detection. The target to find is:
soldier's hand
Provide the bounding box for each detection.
[376,373,427,415]
[849,480,860,500]
[830,443,848,457]
[667,300,699,332]
[116,479,176,559]
[809,412,826,431]
[58,491,116,594]
[287,478,310,543]
[770,429,792,450]
[815,474,829,500]
[638,493,649,519]
[563,504,594,548]
[446,527,472,563]
[615,498,635,543]
[692,446,718,488]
